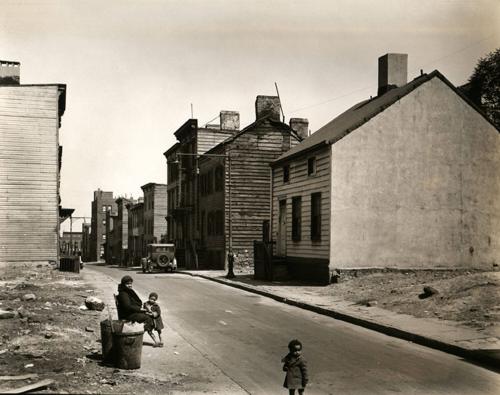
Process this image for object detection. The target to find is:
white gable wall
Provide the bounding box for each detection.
[330,77,500,269]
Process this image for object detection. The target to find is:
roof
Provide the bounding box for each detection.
[272,70,499,166]
[141,182,167,190]
[163,142,180,158]
[202,115,302,157]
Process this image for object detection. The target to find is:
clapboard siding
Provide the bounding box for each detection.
[0,85,60,262]
[272,145,331,260]
[223,122,295,256]
[197,129,234,155]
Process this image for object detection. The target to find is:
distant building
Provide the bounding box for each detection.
[115,197,135,266]
[127,200,144,265]
[271,53,500,284]
[0,60,67,263]
[81,223,91,262]
[60,232,83,256]
[90,190,116,261]
[164,112,240,268]
[104,209,117,264]
[141,183,168,246]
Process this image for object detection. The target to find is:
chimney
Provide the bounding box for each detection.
[378,53,407,96]
[289,118,309,140]
[220,111,240,131]
[0,60,20,85]
[255,95,281,121]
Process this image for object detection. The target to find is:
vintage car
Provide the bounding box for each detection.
[142,243,177,273]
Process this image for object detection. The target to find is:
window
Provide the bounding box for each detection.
[215,166,224,191]
[291,197,302,241]
[102,206,107,212]
[207,171,213,195]
[103,234,106,240]
[215,210,224,235]
[308,157,316,176]
[283,165,290,183]
[102,219,106,225]
[207,212,214,236]
[311,193,321,241]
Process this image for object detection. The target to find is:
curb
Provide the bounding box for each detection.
[179,271,500,372]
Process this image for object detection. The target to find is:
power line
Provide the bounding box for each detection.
[289,34,497,115]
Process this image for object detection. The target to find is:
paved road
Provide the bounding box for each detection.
[90,265,499,395]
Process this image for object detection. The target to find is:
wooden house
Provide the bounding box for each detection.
[0,60,67,263]
[271,53,500,284]
[197,96,306,269]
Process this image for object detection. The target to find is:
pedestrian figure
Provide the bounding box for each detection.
[116,275,160,347]
[282,339,308,395]
[143,292,164,347]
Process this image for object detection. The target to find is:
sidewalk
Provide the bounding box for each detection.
[179,270,500,371]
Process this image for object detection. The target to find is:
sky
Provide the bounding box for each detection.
[1,0,499,232]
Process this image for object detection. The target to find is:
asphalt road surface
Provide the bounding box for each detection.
[91,265,499,395]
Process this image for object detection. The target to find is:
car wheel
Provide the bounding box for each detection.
[142,266,146,273]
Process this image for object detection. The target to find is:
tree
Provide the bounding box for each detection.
[464,48,500,128]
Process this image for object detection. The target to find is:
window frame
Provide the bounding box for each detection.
[283,164,290,183]
[310,192,322,241]
[307,157,316,176]
[291,196,302,242]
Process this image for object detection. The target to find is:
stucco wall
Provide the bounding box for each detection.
[330,77,500,269]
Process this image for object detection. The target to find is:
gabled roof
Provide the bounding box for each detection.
[272,70,499,166]
[203,115,302,156]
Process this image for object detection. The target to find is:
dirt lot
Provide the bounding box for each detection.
[0,263,174,394]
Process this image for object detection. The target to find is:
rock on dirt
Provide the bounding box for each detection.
[22,293,36,301]
[419,286,439,299]
[0,309,15,319]
[84,296,104,311]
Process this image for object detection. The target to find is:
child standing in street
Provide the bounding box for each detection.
[143,292,164,347]
[282,339,308,395]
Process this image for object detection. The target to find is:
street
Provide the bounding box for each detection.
[90,265,499,395]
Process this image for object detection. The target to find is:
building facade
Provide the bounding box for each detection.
[60,232,83,256]
[90,190,116,261]
[142,183,168,246]
[127,200,144,265]
[271,54,500,283]
[164,112,239,268]
[81,223,91,262]
[0,60,67,263]
[114,197,134,266]
[197,96,305,269]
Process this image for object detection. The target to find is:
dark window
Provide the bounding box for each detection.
[215,166,224,191]
[207,171,213,195]
[292,196,302,241]
[215,210,224,235]
[311,192,321,241]
[283,165,290,183]
[207,212,214,236]
[308,157,316,176]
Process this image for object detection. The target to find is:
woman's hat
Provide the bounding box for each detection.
[121,275,133,284]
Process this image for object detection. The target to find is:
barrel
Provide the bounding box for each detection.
[112,330,144,369]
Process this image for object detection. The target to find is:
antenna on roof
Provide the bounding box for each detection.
[190,103,194,119]
[274,82,286,123]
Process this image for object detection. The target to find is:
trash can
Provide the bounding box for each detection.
[100,319,123,365]
[112,329,144,369]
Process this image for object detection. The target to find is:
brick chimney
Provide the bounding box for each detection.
[220,111,240,131]
[289,118,309,140]
[378,53,407,96]
[255,96,281,121]
[0,60,20,85]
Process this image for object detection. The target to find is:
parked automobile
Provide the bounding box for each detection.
[142,243,177,273]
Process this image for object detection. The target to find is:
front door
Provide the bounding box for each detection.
[277,199,287,256]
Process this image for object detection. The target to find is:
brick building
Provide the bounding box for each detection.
[90,190,116,261]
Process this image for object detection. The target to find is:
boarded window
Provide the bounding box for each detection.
[283,165,290,183]
[311,192,321,241]
[292,196,302,241]
[307,157,316,176]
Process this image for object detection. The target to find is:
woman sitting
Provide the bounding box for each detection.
[116,275,161,347]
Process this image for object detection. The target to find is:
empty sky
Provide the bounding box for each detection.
[1,0,499,231]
